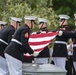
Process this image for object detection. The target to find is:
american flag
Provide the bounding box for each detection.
[24,31,59,57]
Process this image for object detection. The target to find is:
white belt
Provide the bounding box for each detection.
[73,44,76,47]
[55,41,67,45]
[0,39,8,45]
[11,39,22,45]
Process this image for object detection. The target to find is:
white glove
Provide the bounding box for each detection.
[58,31,63,36]
[32,51,39,57]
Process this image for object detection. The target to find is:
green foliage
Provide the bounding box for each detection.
[52,0,76,29]
[0,0,58,31]
[1,0,32,25]
[0,0,76,30]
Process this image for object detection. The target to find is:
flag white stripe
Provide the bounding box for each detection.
[29,35,56,42]
[30,43,49,50]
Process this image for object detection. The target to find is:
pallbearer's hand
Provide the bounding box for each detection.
[32,51,39,57]
[58,30,63,36]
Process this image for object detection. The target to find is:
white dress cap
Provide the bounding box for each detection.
[0,21,7,25]
[59,14,70,20]
[74,14,76,17]
[11,17,22,22]
[38,18,48,23]
[24,16,37,20]
[74,14,76,20]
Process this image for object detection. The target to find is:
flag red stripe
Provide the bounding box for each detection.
[34,47,45,52]
[28,39,53,46]
[30,31,58,38]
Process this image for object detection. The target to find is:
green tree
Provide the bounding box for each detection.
[52,0,76,29]
[0,0,58,31]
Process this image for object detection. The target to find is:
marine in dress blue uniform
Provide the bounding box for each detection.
[0,21,7,75]
[0,21,6,31]
[0,21,7,38]
[52,14,71,69]
[4,16,39,75]
[35,18,50,64]
[0,17,22,75]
